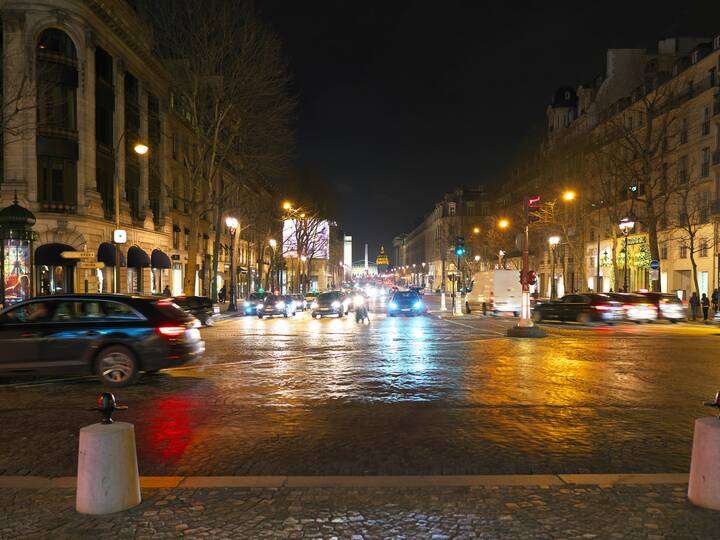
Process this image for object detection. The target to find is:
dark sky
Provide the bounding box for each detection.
[262,1,720,264]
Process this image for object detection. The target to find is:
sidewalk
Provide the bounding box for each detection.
[1,474,715,538]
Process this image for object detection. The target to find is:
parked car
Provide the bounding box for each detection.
[257,295,296,319]
[639,292,685,323]
[609,293,658,323]
[311,291,349,318]
[531,294,623,324]
[171,295,219,326]
[243,292,266,315]
[388,290,427,316]
[0,295,204,387]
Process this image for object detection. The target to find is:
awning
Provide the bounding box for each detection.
[35,243,76,266]
[127,246,150,268]
[97,242,126,267]
[151,249,171,269]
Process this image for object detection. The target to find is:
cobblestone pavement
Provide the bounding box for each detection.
[0,306,718,477]
[1,484,716,539]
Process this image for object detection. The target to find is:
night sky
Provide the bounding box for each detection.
[262,1,720,265]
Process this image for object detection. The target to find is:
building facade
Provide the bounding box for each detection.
[1,0,272,303]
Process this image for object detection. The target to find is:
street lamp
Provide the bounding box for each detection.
[562,190,576,202]
[474,255,480,262]
[473,226,480,234]
[282,201,292,211]
[113,133,149,294]
[225,216,239,311]
[498,218,509,229]
[619,217,635,292]
[548,235,560,299]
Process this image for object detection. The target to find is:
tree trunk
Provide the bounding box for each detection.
[184,211,200,295]
[690,236,700,295]
[611,235,619,292]
[646,213,661,292]
[210,206,222,302]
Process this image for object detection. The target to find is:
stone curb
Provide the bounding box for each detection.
[0,473,690,490]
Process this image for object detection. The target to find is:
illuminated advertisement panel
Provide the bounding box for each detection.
[282,219,330,259]
[3,239,32,304]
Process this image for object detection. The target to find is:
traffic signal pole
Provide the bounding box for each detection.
[507,196,545,338]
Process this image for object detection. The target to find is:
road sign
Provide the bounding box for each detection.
[78,261,105,270]
[650,259,660,270]
[650,269,659,281]
[61,251,96,260]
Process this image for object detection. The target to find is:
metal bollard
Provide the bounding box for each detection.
[76,393,141,515]
[688,391,720,510]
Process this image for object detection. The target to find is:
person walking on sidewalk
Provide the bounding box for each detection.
[690,291,700,321]
[702,293,710,322]
[712,288,719,312]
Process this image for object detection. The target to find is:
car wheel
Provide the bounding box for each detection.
[203,317,214,327]
[532,311,542,322]
[670,319,678,324]
[576,312,592,324]
[258,315,264,319]
[283,311,288,318]
[95,345,139,387]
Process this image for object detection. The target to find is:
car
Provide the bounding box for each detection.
[531,293,623,324]
[291,294,307,311]
[639,292,685,323]
[171,295,219,326]
[388,290,426,316]
[609,293,658,323]
[0,294,204,387]
[243,292,266,315]
[257,295,296,318]
[311,291,349,318]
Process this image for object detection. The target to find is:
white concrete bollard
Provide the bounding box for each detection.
[688,417,720,510]
[440,292,447,311]
[76,422,142,514]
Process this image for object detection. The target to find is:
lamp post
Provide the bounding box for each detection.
[225,216,239,311]
[619,217,635,293]
[300,254,307,293]
[113,133,148,294]
[548,236,560,299]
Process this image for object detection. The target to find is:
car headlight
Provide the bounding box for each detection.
[389,301,398,310]
[257,304,264,309]
[331,301,341,308]
[353,296,364,306]
[276,301,285,309]
[413,301,424,309]
[244,301,250,307]
[311,301,318,309]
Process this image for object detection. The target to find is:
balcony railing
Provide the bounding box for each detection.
[39,200,77,214]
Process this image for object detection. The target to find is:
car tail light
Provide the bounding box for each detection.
[157,326,186,337]
[623,304,633,310]
[594,304,612,310]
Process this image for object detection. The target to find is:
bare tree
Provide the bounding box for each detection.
[146,0,294,295]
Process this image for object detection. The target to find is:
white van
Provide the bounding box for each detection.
[470,270,522,316]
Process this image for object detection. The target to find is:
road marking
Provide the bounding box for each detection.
[0,473,690,489]
[437,317,506,335]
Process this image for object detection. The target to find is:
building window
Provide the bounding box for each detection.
[172,226,180,249]
[680,244,688,259]
[38,156,77,212]
[701,147,710,177]
[448,202,456,216]
[660,245,668,260]
[678,155,689,182]
[702,107,711,136]
[172,134,178,160]
[701,239,709,257]
[680,118,688,144]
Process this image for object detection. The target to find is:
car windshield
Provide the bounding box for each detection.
[394,292,419,300]
[318,292,341,301]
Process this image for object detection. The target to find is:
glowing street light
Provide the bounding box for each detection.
[225,216,239,311]
[473,226,480,234]
[282,201,292,211]
[562,190,576,202]
[498,218,509,229]
[619,217,635,292]
[269,238,277,248]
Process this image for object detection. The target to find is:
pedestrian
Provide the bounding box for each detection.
[162,285,171,297]
[219,286,226,303]
[712,288,719,312]
[702,293,710,322]
[690,291,700,321]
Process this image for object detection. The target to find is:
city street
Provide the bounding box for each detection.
[1,299,718,478]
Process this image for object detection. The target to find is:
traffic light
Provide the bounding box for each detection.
[528,270,538,285]
[455,236,466,256]
[525,196,541,224]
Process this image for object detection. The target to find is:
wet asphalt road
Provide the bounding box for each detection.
[1,299,719,477]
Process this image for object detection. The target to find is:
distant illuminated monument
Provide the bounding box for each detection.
[375,246,389,274]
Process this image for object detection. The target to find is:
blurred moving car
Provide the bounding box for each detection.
[257,295,296,319]
[291,294,307,311]
[171,295,219,326]
[609,293,657,323]
[311,291,349,318]
[243,292,266,315]
[388,290,426,316]
[0,295,204,386]
[531,293,623,323]
[639,292,685,323]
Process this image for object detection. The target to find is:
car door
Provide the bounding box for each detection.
[0,300,56,374]
[41,300,105,374]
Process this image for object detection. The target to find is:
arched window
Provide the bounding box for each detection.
[36,28,78,213]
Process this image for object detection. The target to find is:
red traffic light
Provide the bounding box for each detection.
[525,196,541,223]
